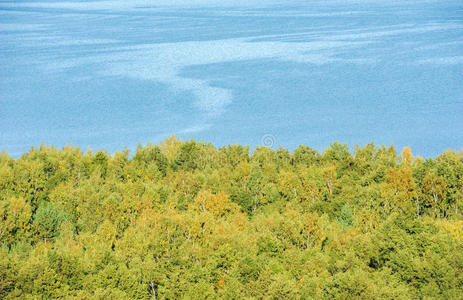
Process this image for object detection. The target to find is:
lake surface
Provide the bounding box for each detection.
[1,0,462,157]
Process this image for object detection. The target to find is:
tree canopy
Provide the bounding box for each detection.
[1,137,462,299]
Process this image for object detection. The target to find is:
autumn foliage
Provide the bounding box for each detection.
[1,137,462,299]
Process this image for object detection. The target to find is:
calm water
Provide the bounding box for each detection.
[1,0,462,157]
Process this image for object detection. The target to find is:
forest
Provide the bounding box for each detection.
[1,136,462,299]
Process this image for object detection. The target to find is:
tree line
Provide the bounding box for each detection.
[1,136,462,299]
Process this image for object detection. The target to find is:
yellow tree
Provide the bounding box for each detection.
[423,171,448,217]
[321,164,337,200]
[190,190,240,217]
[160,134,182,161]
[381,147,416,215]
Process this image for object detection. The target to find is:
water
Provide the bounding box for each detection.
[1,0,462,157]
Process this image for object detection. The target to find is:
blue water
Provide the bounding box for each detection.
[1,0,462,157]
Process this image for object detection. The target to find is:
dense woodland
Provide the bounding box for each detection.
[1,136,463,299]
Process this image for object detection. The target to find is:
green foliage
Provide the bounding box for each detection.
[33,202,67,241]
[1,140,462,298]
[337,203,354,227]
